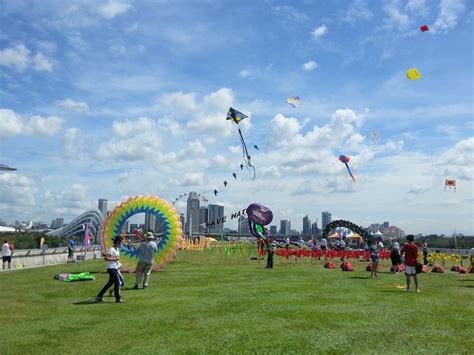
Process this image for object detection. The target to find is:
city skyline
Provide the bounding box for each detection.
[0,1,472,235]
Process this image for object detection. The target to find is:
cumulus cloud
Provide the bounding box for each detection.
[33,52,53,71]
[0,45,53,72]
[158,91,198,114]
[170,172,205,187]
[63,128,83,158]
[97,1,132,19]
[55,99,89,112]
[42,184,92,215]
[384,0,411,30]
[0,109,64,137]
[239,69,251,78]
[0,174,37,213]
[436,137,474,180]
[311,24,328,39]
[432,0,465,33]
[0,44,30,71]
[302,60,318,71]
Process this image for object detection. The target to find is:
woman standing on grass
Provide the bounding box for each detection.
[96,236,124,303]
[368,240,379,277]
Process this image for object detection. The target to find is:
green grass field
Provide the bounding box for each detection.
[1,252,473,354]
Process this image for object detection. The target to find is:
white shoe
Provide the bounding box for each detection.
[416,289,420,293]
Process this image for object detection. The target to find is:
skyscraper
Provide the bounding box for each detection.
[186,192,200,235]
[208,204,224,233]
[302,215,311,236]
[238,216,249,234]
[144,212,156,232]
[280,220,291,236]
[322,211,332,230]
[199,206,209,233]
[270,226,277,235]
[311,221,321,237]
[98,199,108,218]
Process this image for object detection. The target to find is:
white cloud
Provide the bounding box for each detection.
[436,137,474,180]
[55,99,89,112]
[344,0,374,24]
[311,24,328,39]
[239,69,251,78]
[63,128,83,158]
[33,52,53,71]
[432,0,465,33]
[97,1,132,19]
[42,184,92,215]
[0,44,30,71]
[0,174,37,212]
[405,0,428,13]
[0,109,64,137]
[170,172,205,187]
[384,0,411,30]
[302,60,318,71]
[158,91,198,114]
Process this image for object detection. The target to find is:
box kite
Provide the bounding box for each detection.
[406,68,422,80]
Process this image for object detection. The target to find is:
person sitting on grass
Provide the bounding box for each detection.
[401,235,420,293]
[96,236,124,303]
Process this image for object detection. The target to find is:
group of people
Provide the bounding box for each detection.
[96,231,158,303]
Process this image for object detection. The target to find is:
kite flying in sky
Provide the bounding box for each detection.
[406,68,422,80]
[233,173,237,179]
[253,145,260,150]
[338,155,356,183]
[227,107,256,180]
[214,189,218,196]
[224,181,228,187]
[420,25,429,32]
[286,96,302,108]
[371,132,380,143]
[444,179,456,191]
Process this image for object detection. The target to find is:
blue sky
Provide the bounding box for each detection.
[0,0,472,234]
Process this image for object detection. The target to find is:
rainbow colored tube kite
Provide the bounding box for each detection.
[100,195,182,272]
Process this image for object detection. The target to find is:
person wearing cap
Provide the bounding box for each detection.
[96,236,124,303]
[133,231,158,289]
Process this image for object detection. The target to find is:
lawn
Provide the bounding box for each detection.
[0,252,472,354]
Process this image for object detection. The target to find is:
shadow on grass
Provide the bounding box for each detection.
[458,279,474,282]
[459,285,474,288]
[380,290,403,293]
[348,276,371,279]
[72,299,102,305]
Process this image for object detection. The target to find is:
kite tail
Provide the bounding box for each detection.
[345,163,356,183]
[238,128,256,180]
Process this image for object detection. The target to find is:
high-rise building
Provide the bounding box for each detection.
[238,216,249,234]
[280,220,291,236]
[179,214,185,234]
[98,199,108,218]
[208,204,224,233]
[383,221,389,229]
[302,215,311,236]
[199,206,209,233]
[311,221,321,237]
[186,192,200,235]
[144,212,156,232]
[270,225,277,235]
[51,218,64,229]
[322,211,331,230]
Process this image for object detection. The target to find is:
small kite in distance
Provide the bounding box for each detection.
[444,179,456,191]
[420,25,429,32]
[224,181,228,187]
[240,164,244,170]
[338,155,356,183]
[406,68,422,80]
[286,96,302,108]
[233,173,237,179]
[0,164,16,171]
[214,189,218,196]
[253,145,260,150]
[371,132,380,143]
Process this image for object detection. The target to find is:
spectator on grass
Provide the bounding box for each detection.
[133,232,158,289]
[401,235,420,293]
[2,239,12,270]
[368,240,379,278]
[67,240,75,263]
[422,242,429,265]
[469,247,474,271]
[96,236,124,303]
[390,239,401,274]
[320,237,328,259]
[266,238,276,269]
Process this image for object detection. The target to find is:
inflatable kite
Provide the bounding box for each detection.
[406,68,422,80]
[444,179,456,191]
[287,96,302,108]
[247,203,273,240]
[371,132,380,143]
[226,107,256,180]
[54,272,95,282]
[101,195,182,272]
[420,25,429,32]
[338,155,356,182]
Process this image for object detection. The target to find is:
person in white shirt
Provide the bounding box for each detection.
[2,239,12,270]
[97,236,124,303]
[133,232,158,289]
[320,237,328,259]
